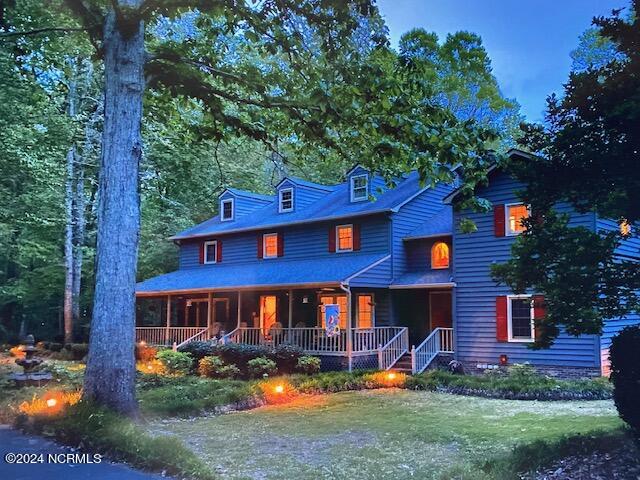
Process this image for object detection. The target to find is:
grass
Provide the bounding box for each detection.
[19,401,217,480]
[146,389,623,480]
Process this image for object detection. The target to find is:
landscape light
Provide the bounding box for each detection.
[274,384,284,394]
[387,372,396,380]
[46,398,57,408]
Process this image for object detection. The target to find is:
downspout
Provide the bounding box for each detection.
[340,282,353,372]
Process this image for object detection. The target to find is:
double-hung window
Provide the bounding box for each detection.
[508,295,534,342]
[203,240,217,264]
[263,233,279,259]
[350,174,368,202]
[279,188,293,213]
[336,224,353,252]
[221,198,234,221]
[506,203,529,235]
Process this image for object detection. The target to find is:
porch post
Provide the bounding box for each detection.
[346,288,353,372]
[288,289,293,329]
[207,292,213,336]
[165,295,172,344]
[237,291,242,329]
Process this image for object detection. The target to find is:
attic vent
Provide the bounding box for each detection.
[350,174,368,202]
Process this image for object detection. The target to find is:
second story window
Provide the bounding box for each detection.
[204,240,218,264]
[263,233,279,258]
[506,203,529,235]
[221,198,234,221]
[279,188,293,213]
[336,224,353,252]
[431,241,450,269]
[350,174,368,202]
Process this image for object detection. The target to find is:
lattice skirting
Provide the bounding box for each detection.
[317,354,379,371]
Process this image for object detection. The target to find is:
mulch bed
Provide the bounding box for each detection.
[530,440,640,480]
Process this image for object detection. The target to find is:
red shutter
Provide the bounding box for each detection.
[216,240,223,263]
[277,232,284,257]
[353,223,361,251]
[199,242,205,264]
[496,296,508,342]
[533,295,545,341]
[494,204,505,237]
[328,226,336,252]
[257,234,263,259]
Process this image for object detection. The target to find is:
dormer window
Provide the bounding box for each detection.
[221,198,234,221]
[279,188,294,213]
[350,174,368,202]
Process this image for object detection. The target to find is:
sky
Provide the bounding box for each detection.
[376,0,625,122]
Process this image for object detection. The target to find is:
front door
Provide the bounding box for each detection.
[429,291,452,330]
[260,295,278,334]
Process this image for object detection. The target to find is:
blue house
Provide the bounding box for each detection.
[136,150,639,376]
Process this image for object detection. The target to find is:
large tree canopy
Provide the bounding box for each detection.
[492,0,640,347]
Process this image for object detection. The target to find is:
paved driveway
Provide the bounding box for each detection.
[0,426,165,480]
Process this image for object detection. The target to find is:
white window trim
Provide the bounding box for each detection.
[505,202,531,236]
[336,224,354,253]
[355,293,376,329]
[350,174,368,202]
[203,240,217,264]
[262,233,279,259]
[278,187,294,213]
[431,241,450,270]
[221,198,234,222]
[507,294,535,342]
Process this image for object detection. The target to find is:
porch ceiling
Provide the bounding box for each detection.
[136,253,388,296]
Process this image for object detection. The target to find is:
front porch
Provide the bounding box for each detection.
[135,285,454,372]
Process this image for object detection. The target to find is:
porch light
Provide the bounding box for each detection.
[302,295,309,304]
[499,354,508,366]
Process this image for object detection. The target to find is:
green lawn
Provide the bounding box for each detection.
[146,389,623,480]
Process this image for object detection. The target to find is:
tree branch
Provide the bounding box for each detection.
[0,26,90,38]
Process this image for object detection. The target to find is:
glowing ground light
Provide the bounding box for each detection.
[139,340,146,346]
[387,372,396,380]
[46,398,57,408]
[274,384,284,393]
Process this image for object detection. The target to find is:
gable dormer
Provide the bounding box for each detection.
[346,165,369,202]
[219,188,273,222]
[275,177,334,213]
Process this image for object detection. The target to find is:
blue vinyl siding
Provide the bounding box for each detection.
[179,214,390,268]
[350,257,392,287]
[390,183,454,279]
[277,179,331,212]
[596,216,640,368]
[219,190,271,219]
[453,171,600,368]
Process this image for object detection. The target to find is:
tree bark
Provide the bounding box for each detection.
[83,4,144,416]
[63,61,78,345]
[72,152,85,328]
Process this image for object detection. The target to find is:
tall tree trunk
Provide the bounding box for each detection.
[63,61,78,345]
[83,5,144,415]
[72,154,85,329]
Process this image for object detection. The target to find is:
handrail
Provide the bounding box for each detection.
[221,326,239,344]
[136,326,207,346]
[377,327,409,370]
[176,328,209,349]
[411,327,454,374]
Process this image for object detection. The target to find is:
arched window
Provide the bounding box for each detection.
[431,241,450,269]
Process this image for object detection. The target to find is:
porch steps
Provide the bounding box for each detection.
[391,353,413,373]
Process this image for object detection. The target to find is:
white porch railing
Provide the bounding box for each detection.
[223,326,406,356]
[377,327,409,370]
[411,327,454,374]
[135,327,208,347]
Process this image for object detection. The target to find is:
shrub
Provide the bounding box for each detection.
[178,341,217,364]
[135,344,158,362]
[296,355,321,375]
[198,356,240,379]
[247,357,277,378]
[272,344,303,373]
[610,326,640,436]
[65,343,88,360]
[156,350,192,376]
[215,343,271,373]
[48,342,64,352]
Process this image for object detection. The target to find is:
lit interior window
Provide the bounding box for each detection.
[357,295,374,328]
[431,241,450,269]
[319,295,348,328]
[620,219,631,236]
[263,233,278,258]
[336,225,353,251]
[507,204,529,235]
